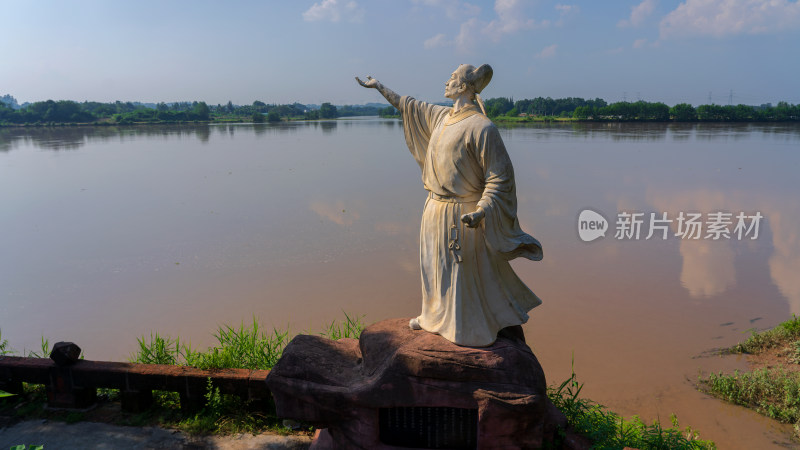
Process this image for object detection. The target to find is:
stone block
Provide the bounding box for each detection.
[267,318,568,449]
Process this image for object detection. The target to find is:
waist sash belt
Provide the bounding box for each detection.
[429,192,482,203]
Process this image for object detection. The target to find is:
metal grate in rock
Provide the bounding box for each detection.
[379,406,478,449]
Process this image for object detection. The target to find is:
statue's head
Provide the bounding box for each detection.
[445,64,493,100]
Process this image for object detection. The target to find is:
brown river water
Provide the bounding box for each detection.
[2,120,800,448]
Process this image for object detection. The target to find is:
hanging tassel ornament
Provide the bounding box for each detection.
[475,93,487,116]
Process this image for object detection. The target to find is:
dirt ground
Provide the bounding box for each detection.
[746,344,800,373]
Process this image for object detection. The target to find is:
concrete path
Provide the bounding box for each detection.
[0,420,312,449]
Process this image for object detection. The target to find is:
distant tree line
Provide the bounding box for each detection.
[481,96,799,122]
[0,98,213,125]
[0,96,385,126]
[3,93,798,125]
[484,96,608,118]
[378,106,399,117]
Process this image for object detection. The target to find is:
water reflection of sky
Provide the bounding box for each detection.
[508,122,799,311]
[2,120,799,446]
[2,121,799,337]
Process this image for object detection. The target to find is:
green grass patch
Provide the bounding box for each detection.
[318,311,364,341]
[120,314,366,434]
[699,315,800,439]
[731,315,800,354]
[171,378,296,436]
[0,328,12,356]
[130,313,364,370]
[702,368,800,427]
[550,363,715,449]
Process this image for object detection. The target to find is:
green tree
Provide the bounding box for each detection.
[378,106,398,117]
[319,102,338,119]
[573,106,591,119]
[267,111,280,122]
[484,97,514,118]
[697,104,725,121]
[252,100,267,112]
[733,104,754,121]
[670,103,696,121]
[192,102,210,120]
[252,111,265,123]
[647,102,670,121]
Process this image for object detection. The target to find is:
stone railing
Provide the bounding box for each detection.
[0,342,270,412]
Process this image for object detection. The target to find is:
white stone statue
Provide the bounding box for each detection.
[356,64,543,347]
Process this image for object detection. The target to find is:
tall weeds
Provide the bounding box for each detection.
[0,329,12,356]
[130,313,362,370]
[549,359,715,449]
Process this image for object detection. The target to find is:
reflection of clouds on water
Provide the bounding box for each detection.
[544,204,566,217]
[614,195,640,213]
[644,182,800,313]
[374,221,414,236]
[647,188,737,298]
[534,167,550,180]
[309,200,359,226]
[762,204,800,315]
[678,240,736,297]
[397,257,419,275]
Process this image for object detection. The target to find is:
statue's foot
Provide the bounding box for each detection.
[409,317,422,330]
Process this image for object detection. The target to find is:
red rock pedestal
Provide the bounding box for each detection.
[266,318,567,449]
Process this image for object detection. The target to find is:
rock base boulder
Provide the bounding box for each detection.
[266,318,569,449]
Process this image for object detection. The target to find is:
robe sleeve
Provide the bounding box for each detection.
[475,124,543,261]
[399,95,449,170]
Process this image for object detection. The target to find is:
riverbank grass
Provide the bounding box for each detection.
[551,362,714,449]
[700,315,800,437]
[731,315,800,354]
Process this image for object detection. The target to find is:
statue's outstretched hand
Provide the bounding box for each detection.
[355,76,379,88]
[461,209,485,228]
[356,75,400,109]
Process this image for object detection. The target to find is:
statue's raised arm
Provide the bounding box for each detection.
[355,76,401,110]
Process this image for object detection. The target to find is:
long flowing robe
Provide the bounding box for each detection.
[399,95,543,347]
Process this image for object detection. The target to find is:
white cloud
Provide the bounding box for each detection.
[555,3,580,26]
[455,17,481,52]
[633,38,648,48]
[660,0,800,38]
[536,43,558,58]
[302,0,365,23]
[484,0,537,42]
[555,3,579,14]
[618,0,658,27]
[418,0,543,52]
[412,0,481,20]
[424,33,450,49]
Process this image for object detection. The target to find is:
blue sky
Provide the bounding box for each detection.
[2,0,798,106]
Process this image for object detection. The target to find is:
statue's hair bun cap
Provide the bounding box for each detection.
[467,64,493,94]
